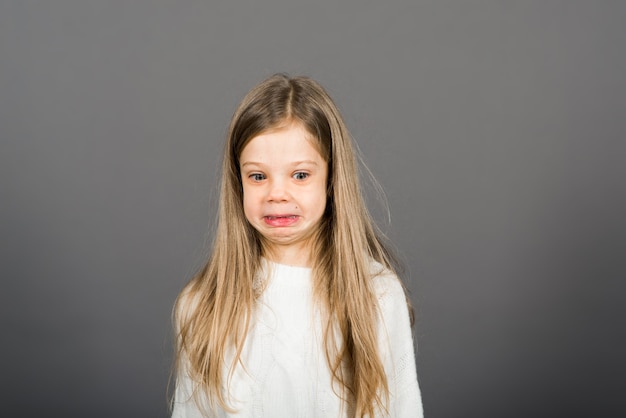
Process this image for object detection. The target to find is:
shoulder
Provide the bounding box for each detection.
[368,260,406,303]
[368,260,414,337]
[173,284,202,332]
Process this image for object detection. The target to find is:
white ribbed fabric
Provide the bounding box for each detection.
[172,260,423,418]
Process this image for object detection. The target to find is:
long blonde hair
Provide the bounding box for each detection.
[174,74,412,417]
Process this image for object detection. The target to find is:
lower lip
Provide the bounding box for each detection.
[264,215,299,227]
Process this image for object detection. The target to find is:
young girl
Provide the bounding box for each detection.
[171,74,423,417]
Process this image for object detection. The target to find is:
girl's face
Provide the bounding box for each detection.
[239,122,328,265]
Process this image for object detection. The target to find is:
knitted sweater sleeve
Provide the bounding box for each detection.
[171,364,198,418]
[374,271,424,418]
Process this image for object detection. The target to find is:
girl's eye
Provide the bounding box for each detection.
[249,173,266,182]
[293,172,309,180]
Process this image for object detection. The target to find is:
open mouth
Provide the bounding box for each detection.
[263,215,299,226]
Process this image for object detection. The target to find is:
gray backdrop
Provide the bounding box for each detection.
[1,1,624,417]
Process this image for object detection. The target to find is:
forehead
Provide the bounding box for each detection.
[240,122,325,164]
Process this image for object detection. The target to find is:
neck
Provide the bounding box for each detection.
[262,243,313,267]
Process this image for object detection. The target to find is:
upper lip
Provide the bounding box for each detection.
[264,214,298,218]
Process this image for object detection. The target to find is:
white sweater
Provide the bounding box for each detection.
[172,260,423,417]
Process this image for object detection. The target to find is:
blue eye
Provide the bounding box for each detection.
[250,173,266,182]
[293,172,309,180]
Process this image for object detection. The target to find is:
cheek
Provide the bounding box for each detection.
[241,186,256,220]
[310,186,328,216]
[318,195,328,215]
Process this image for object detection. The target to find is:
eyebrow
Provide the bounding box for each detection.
[241,160,319,168]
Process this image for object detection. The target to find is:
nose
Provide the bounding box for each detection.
[267,178,289,202]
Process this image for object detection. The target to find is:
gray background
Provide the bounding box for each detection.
[1,1,624,417]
